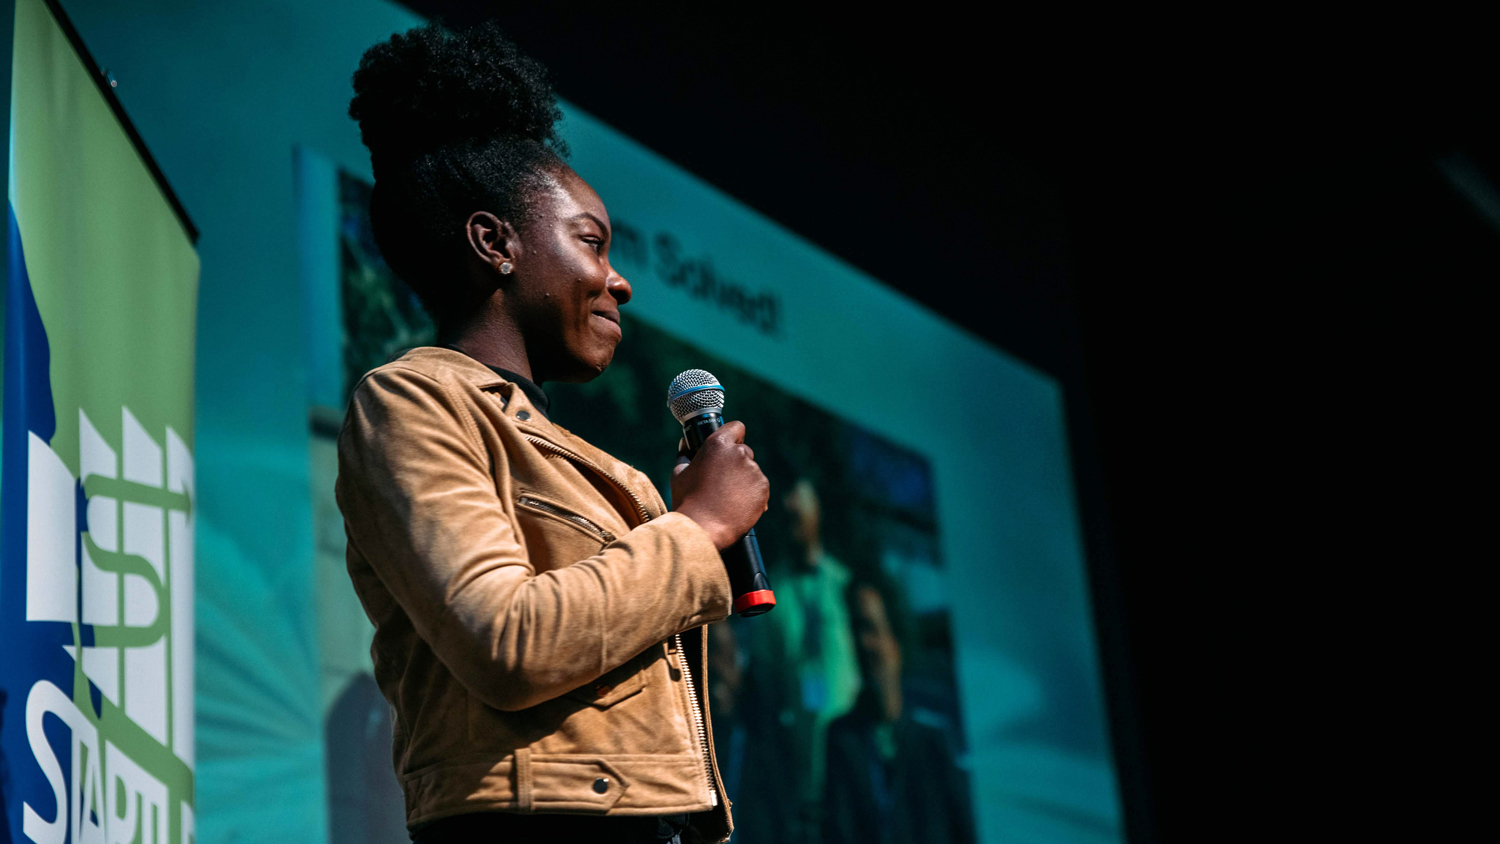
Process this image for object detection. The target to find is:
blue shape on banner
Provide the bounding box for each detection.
[1,203,72,844]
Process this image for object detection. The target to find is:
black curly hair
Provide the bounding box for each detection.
[349,21,568,323]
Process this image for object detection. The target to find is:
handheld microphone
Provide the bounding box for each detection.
[667,369,776,617]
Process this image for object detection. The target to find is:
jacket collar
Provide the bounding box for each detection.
[396,346,571,436]
[394,346,658,512]
[397,345,506,388]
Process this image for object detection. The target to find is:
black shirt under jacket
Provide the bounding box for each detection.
[437,344,551,420]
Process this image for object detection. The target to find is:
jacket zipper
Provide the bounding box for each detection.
[524,435,719,807]
[674,632,719,808]
[517,496,617,543]
[523,436,653,525]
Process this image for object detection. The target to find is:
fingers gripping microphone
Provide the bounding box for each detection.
[667,370,776,617]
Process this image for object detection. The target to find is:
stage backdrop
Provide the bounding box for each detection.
[0,0,201,843]
[44,1,1123,842]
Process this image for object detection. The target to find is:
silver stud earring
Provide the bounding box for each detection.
[500,261,514,275]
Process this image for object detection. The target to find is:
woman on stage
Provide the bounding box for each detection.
[336,22,767,844]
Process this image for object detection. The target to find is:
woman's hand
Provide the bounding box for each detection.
[670,421,770,550]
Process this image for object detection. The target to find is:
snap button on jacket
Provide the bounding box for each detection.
[335,347,734,840]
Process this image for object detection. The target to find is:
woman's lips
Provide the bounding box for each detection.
[592,311,622,338]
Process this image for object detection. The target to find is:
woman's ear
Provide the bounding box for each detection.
[465,211,519,276]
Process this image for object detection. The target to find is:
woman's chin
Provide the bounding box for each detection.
[556,350,615,383]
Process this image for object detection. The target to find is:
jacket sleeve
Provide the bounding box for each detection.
[336,365,733,711]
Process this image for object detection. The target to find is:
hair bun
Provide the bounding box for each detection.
[349,21,563,170]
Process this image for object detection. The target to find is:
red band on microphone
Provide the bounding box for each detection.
[733,590,776,616]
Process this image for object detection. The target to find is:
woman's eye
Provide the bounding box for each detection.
[584,238,603,254]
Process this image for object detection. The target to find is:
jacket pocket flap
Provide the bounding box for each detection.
[563,659,647,709]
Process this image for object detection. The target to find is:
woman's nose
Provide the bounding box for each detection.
[607,270,633,305]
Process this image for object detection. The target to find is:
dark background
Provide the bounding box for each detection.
[391,7,1495,840]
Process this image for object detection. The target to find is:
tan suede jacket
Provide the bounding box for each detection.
[335,347,735,840]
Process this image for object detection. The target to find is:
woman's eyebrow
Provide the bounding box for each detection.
[570,211,610,237]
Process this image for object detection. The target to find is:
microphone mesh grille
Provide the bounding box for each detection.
[666,369,725,423]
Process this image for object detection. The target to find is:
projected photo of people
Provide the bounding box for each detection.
[548,312,975,844]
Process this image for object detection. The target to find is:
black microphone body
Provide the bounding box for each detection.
[681,411,775,617]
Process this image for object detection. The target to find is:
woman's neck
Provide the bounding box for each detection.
[439,308,535,382]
